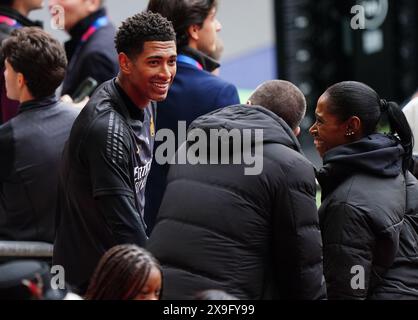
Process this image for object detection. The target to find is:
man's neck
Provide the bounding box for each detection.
[116,75,150,109]
[187,40,211,57]
[12,3,29,17]
[188,40,198,52]
[19,90,34,104]
[67,8,104,36]
[180,45,220,73]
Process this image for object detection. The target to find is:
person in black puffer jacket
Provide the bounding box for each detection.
[147,80,327,300]
[310,81,418,299]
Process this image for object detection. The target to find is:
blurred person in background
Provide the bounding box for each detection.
[0,0,43,124]
[48,0,118,98]
[403,92,418,177]
[0,260,82,300]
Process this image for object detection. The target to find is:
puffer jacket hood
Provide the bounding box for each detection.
[318,133,404,198]
[323,133,404,176]
[189,104,302,153]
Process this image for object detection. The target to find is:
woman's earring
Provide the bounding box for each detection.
[345,131,355,137]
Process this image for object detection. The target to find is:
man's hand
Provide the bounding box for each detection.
[61,95,89,109]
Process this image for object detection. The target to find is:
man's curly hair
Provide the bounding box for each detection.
[115,11,176,58]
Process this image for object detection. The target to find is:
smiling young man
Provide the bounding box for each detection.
[53,11,177,293]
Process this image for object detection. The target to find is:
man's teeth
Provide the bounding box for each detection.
[153,83,169,88]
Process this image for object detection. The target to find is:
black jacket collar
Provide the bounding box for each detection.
[179,46,220,73]
[19,95,58,113]
[0,6,42,27]
[114,79,145,122]
[65,8,107,60]
[68,8,107,40]
[317,133,404,199]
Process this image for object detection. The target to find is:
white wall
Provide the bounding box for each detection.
[217,0,274,59]
[29,0,275,60]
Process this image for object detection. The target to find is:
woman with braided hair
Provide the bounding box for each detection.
[84,245,162,300]
[310,81,418,299]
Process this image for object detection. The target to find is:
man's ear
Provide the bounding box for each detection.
[293,126,301,137]
[187,24,200,42]
[17,73,25,89]
[118,53,132,75]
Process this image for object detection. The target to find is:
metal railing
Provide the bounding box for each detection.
[0,241,53,263]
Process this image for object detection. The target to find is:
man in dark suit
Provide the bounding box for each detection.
[48,0,118,98]
[145,0,240,231]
